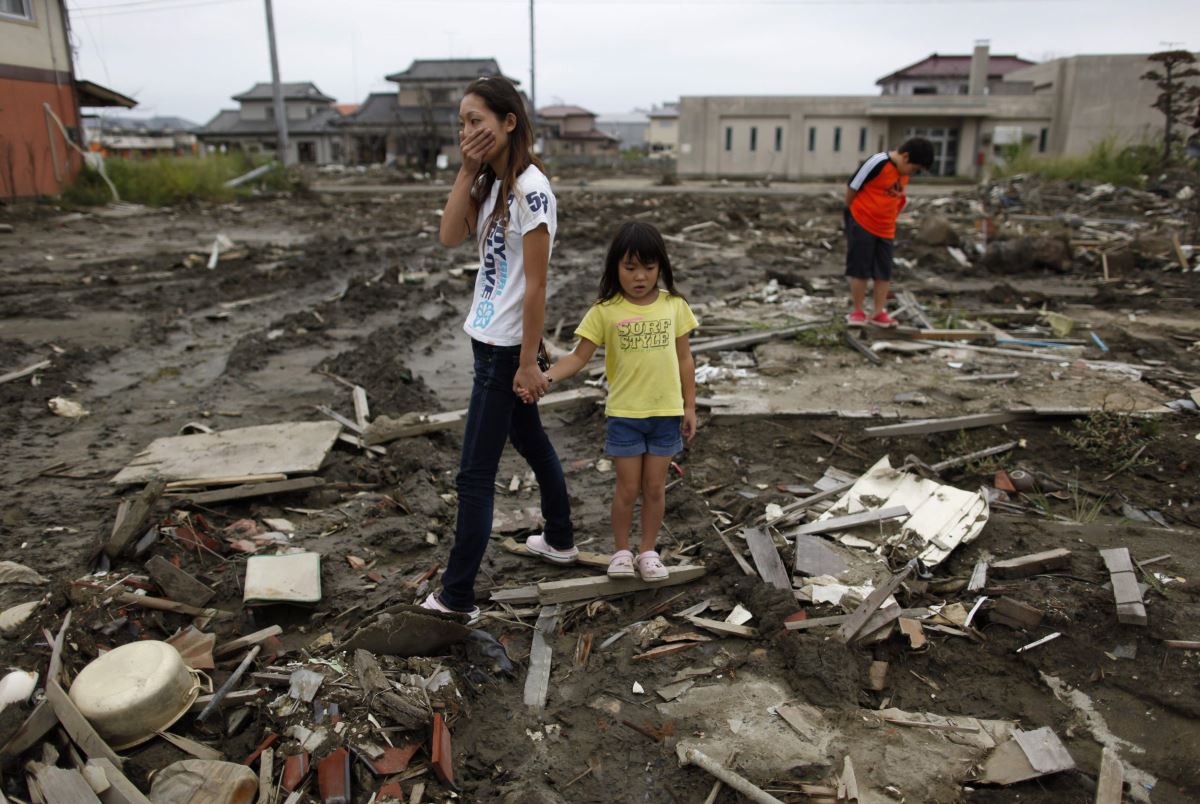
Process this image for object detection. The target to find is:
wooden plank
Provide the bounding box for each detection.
[498,537,610,570]
[105,481,165,559]
[689,321,825,355]
[843,331,883,365]
[684,616,758,639]
[188,689,267,713]
[742,528,790,591]
[792,534,848,578]
[489,585,539,605]
[967,561,989,593]
[716,530,756,577]
[784,607,929,632]
[114,592,235,621]
[88,758,151,804]
[164,473,286,490]
[1099,547,1135,575]
[0,699,57,758]
[45,679,123,769]
[989,597,1043,630]
[112,421,342,484]
[1095,746,1124,804]
[1110,572,1144,606]
[990,548,1071,579]
[0,359,52,385]
[33,766,102,803]
[365,388,604,445]
[144,555,215,608]
[1163,640,1200,650]
[898,617,927,649]
[523,605,559,712]
[181,476,324,506]
[793,506,909,536]
[909,329,996,342]
[214,625,283,659]
[352,386,370,431]
[835,563,914,644]
[536,565,706,604]
[864,412,1021,438]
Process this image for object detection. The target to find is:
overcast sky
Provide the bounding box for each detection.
[68,0,1198,125]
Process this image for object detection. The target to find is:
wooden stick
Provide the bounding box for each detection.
[677,746,783,804]
[0,359,52,385]
[213,625,282,658]
[197,646,260,722]
[114,592,235,621]
[352,387,370,430]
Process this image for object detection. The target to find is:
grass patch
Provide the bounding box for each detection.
[64,153,300,207]
[994,138,1160,188]
[1054,409,1159,471]
[944,431,1008,475]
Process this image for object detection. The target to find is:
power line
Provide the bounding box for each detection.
[69,0,250,18]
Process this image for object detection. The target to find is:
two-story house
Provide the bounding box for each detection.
[338,58,518,169]
[196,82,343,164]
[537,105,620,159]
[1,0,133,197]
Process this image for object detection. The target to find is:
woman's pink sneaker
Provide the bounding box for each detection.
[869,311,898,328]
[846,310,867,327]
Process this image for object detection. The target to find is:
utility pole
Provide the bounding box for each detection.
[529,0,536,121]
[264,0,290,165]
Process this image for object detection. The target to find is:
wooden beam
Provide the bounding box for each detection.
[864,412,1021,438]
[690,321,825,355]
[179,476,324,506]
[990,548,1071,579]
[741,528,790,590]
[523,605,559,713]
[144,556,215,608]
[792,506,909,536]
[1094,746,1124,804]
[45,679,123,768]
[684,616,758,639]
[365,388,604,445]
[835,563,914,644]
[1099,547,1146,626]
[213,625,283,659]
[536,565,706,604]
[0,360,52,385]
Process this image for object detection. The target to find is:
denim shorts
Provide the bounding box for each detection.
[606,416,683,458]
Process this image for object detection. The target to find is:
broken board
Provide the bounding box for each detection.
[523,605,559,713]
[742,528,791,591]
[792,534,849,578]
[112,421,342,484]
[536,565,706,604]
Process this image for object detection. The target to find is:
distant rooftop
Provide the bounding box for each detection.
[876,54,1036,85]
[538,105,595,118]
[232,82,335,103]
[386,58,513,84]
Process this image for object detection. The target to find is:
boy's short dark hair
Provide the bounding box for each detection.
[897,137,935,170]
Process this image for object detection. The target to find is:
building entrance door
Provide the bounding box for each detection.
[904,126,958,176]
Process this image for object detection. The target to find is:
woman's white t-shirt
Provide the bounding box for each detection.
[462,165,556,346]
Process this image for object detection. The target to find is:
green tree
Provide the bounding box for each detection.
[1142,50,1200,164]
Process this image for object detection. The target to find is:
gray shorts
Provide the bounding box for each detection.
[844,209,894,281]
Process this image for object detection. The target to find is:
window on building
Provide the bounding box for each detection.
[1038,127,1048,153]
[833,127,841,152]
[0,0,32,19]
[724,127,732,151]
[807,127,816,152]
[774,126,783,152]
[858,127,867,152]
[750,127,757,152]
[912,86,937,95]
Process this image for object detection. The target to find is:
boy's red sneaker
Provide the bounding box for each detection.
[846,310,867,328]
[868,311,898,328]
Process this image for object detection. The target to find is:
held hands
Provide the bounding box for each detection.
[459,127,495,174]
[682,409,698,443]
[514,365,550,405]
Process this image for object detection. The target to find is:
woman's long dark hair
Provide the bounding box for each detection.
[597,222,684,303]
[463,76,543,243]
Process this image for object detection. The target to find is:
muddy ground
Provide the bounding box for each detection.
[1,176,1199,803]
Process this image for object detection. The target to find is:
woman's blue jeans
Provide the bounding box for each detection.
[438,339,574,610]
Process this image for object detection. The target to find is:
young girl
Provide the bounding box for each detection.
[421,76,578,622]
[542,222,698,581]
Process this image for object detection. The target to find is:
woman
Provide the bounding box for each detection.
[421,76,578,622]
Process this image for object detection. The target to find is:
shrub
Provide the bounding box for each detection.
[63,152,296,207]
[994,138,1160,188]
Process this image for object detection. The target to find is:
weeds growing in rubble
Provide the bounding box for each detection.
[64,153,297,207]
[995,137,1161,188]
[945,432,1007,475]
[1055,409,1159,471]
[793,319,847,347]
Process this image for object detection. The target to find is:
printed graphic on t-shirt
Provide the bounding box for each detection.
[526,190,549,213]
[472,194,516,330]
[617,316,672,351]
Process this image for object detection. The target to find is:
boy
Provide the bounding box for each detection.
[843,137,934,327]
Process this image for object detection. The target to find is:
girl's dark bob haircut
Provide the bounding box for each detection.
[598,221,684,303]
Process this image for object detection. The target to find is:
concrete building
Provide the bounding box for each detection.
[596,111,649,150]
[338,58,518,168]
[196,82,343,164]
[678,43,1175,181]
[537,105,619,158]
[1,0,133,197]
[647,102,680,157]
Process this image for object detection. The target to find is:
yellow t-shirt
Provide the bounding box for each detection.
[575,291,698,418]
